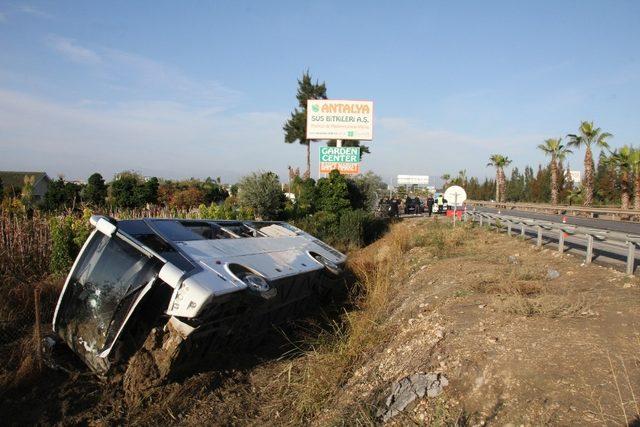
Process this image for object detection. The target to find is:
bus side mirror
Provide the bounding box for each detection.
[90,215,117,237]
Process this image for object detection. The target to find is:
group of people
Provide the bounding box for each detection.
[377,194,448,218]
[423,194,447,216]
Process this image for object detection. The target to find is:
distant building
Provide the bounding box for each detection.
[0,171,51,202]
[568,170,581,184]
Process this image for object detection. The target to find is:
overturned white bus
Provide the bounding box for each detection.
[51,215,346,377]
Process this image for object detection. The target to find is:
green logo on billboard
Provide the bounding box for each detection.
[347,131,354,137]
[312,104,319,112]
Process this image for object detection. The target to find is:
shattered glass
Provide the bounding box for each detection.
[56,232,160,371]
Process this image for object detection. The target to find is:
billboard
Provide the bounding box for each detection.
[306,99,373,140]
[319,146,361,175]
[397,175,429,185]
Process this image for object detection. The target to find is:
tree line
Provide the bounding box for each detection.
[456,120,639,209]
[0,171,231,212]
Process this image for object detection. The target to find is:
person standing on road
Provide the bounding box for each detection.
[427,195,434,217]
[437,193,444,213]
[389,197,399,218]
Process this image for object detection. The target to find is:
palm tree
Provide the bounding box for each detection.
[567,121,612,206]
[487,154,512,202]
[537,138,572,205]
[607,146,633,209]
[441,173,451,189]
[630,148,640,210]
[457,169,468,186]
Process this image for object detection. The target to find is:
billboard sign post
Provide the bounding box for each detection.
[397,175,430,186]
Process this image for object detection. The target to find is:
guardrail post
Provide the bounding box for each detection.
[626,241,635,276]
[520,223,525,238]
[586,234,594,264]
[480,216,483,227]
[507,221,512,236]
[536,225,542,248]
[558,229,564,254]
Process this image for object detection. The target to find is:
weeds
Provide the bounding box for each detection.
[281,252,395,422]
[411,221,474,258]
[498,294,593,318]
[0,212,51,280]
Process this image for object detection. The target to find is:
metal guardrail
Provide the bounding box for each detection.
[468,200,640,222]
[462,210,640,275]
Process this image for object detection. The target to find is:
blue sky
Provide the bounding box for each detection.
[0,1,639,184]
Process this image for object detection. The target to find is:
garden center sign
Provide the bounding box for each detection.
[319,146,360,174]
[306,99,373,140]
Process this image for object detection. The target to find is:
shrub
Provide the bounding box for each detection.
[83,173,107,207]
[337,210,388,248]
[316,170,351,213]
[295,211,339,242]
[49,209,92,275]
[337,210,367,247]
[49,216,75,275]
[197,199,253,220]
[295,209,388,250]
[238,172,285,220]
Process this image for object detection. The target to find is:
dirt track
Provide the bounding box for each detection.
[1,218,639,425]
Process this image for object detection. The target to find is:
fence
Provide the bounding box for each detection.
[467,200,640,222]
[462,210,640,276]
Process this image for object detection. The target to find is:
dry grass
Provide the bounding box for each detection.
[270,221,478,423]
[411,220,475,258]
[0,334,43,394]
[0,212,51,280]
[271,235,400,423]
[497,293,593,318]
[0,278,63,394]
[469,265,547,296]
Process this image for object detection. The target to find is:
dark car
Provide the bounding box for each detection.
[404,197,424,215]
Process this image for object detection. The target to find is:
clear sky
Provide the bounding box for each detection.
[1,1,639,184]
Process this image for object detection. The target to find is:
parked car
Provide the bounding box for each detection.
[404,197,424,215]
[50,215,346,377]
[377,198,400,218]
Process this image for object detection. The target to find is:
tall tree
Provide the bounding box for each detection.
[606,146,633,209]
[441,173,451,189]
[537,138,572,205]
[523,166,535,201]
[44,177,83,211]
[83,173,107,207]
[506,167,525,202]
[283,71,327,178]
[486,154,512,202]
[530,164,551,202]
[630,148,640,210]
[594,151,617,204]
[567,121,612,206]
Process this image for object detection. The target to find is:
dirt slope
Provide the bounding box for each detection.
[1,218,639,425]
